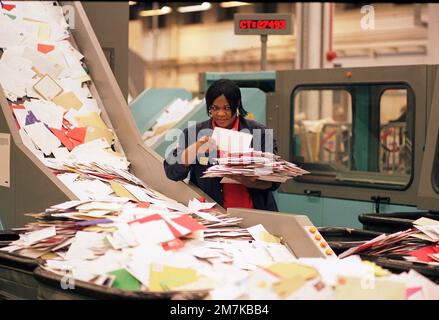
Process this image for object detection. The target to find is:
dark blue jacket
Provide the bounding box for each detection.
[163,117,279,211]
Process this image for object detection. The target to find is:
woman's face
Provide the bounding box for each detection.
[210,95,236,129]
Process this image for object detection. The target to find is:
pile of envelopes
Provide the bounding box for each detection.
[0,1,125,171]
[339,217,439,265]
[142,97,202,146]
[202,150,310,183]
[2,197,439,299]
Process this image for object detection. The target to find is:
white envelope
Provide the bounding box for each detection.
[23,121,61,156]
[22,226,56,246]
[24,99,65,130]
[130,219,176,245]
[211,127,253,153]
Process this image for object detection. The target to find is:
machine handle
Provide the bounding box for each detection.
[304,189,322,197]
[371,196,391,213]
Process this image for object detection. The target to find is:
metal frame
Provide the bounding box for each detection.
[229,208,335,259]
[417,65,439,211]
[269,65,431,206]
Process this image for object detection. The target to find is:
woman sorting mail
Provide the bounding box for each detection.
[164,79,279,211]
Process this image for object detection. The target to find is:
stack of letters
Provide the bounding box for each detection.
[340,217,439,265]
[202,150,310,183]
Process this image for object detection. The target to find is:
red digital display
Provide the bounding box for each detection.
[239,19,287,30]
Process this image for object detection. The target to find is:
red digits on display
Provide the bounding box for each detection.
[239,19,287,30]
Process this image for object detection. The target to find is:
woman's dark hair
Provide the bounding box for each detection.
[205,79,248,117]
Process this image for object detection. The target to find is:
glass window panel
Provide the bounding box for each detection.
[379,89,411,178]
[291,84,413,189]
[293,89,351,171]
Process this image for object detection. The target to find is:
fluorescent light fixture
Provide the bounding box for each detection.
[129,1,137,6]
[139,6,172,17]
[177,2,212,13]
[220,2,252,8]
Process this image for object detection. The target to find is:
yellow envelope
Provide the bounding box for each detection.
[84,226,118,233]
[17,248,48,259]
[75,112,108,129]
[109,181,138,202]
[260,231,281,243]
[154,121,177,136]
[171,275,217,291]
[75,74,91,83]
[40,252,60,260]
[85,126,113,145]
[271,275,306,299]
[266,262,319,280]
[71,215,102,221]
[149,264,199,292]
[105,149,124,157]
[335,276,405,300]
[38,22,51,40]
[53,91,83,110]
[361,261,390,277]
[413,217,439,226]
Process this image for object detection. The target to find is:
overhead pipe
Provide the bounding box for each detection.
[326,3,337,62]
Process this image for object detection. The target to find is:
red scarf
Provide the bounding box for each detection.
[212,117,254,210]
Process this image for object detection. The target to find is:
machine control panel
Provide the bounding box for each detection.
[304,226,336,258]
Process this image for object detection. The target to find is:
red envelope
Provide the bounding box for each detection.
[50,128,74,151]
[406,287,422,299]
[66,127,86,144]
[71,139,83,149]
[162,238,185,251]
[2,4,16,11]
[128,213,162,225]
[171,215,205,233]
[136,202,151,209]
[87,172,117,180]
[62,118,73,128]
[9,105,20,129]
[409,245,439,262]
[164,221,184,238]
[37,44,55,54]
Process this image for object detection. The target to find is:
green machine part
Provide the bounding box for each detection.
[200,71,276,94]
[274,193,420,228]
[129,88,192,135]
[152,87,267,158]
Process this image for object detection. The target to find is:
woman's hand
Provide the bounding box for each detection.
[229,175,273,190]
[181,136,216,167]
[195,136,216,154]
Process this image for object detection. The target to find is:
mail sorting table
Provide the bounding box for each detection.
[0,232,39,299]
[356,213,439,282]
[0,252,40,299]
